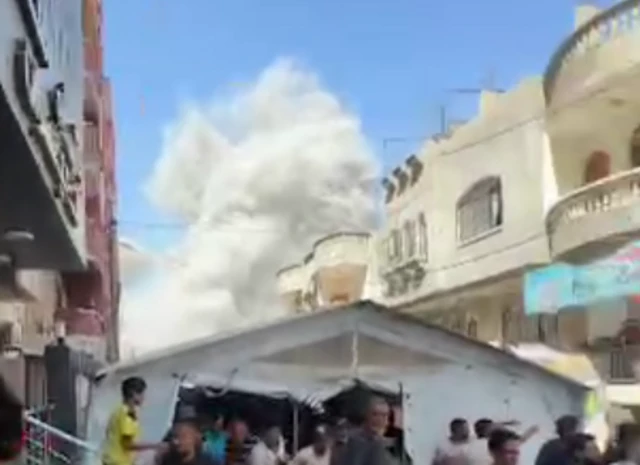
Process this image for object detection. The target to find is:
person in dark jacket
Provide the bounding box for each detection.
[334,396,393,465]
[535,415,579,465]
[0,375,23,463]
[566,433,601,465]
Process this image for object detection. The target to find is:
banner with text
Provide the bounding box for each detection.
[524,242,640,315]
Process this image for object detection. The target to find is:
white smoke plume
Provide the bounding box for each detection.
[120,59,379,356]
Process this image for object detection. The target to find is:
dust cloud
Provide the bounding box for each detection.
[119,59,379,357]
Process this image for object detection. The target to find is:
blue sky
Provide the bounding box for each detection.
[103,0,611,252]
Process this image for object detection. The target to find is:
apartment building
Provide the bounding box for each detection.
[0,0,86,403]
[380,2,640,383]
[0,1,119,423]
[380,78,554,344]
[62,0,120,363]
[277,2,640,390]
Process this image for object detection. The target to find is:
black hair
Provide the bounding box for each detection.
[121,376,147,400]
[174,418,201,432]
[488,429,521,453]
[366,396,388,413]
[450,418,467,435]
[0,375,24,461]
[474,418,494,439]
[555,415,579,437]
[566,433,595,456]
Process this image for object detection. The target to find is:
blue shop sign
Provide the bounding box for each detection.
[524,243,640,315]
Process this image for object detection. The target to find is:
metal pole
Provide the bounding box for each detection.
[292,401,299,454]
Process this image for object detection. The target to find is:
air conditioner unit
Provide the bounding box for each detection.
[0,255,34,301]
[0,321,22,356]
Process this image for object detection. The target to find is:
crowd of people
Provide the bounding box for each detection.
[432,414,640,465]
[100,376,640,465]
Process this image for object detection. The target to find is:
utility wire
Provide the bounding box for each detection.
[385,58,640,213]
[118,55,640,230]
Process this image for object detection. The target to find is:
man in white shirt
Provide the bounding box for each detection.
[466,419,496,465]
[249,427,286,465]
[291,426,331,465]
[433,418,472,465]
[467,419,539,465]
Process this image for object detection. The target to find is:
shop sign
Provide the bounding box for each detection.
[524,242,640,314]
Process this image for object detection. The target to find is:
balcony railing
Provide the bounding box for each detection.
[546,167,640,257]
[543,0,640,103]
[606,346,637,382]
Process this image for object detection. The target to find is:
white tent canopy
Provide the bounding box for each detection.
[87,301,588,465]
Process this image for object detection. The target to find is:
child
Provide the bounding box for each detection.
[102,376,166,465]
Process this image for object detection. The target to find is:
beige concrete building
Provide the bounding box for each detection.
[277,232,381,313]
[378,1,640,386]
[276,2,640,391]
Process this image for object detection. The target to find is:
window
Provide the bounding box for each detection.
[518,315,540,343]
[501,308,513,344]
[453,316,465,333]
[389,229,403,262]
[418,213,428,259]
[538,314,559,344]
[0,323,13,350]
[457,177,503,243]
[467,318,478,338]
[584,151,610,185]
[403,220,416,258]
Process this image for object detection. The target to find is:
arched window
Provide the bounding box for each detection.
[584,150,611,184]
[456,177,502,243]
[631,126,640,168]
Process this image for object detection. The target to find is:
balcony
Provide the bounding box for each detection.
[544,0,640,107]
[0,40,85,270]
[312,232,371,307]
[546,167,640,261]
[84,72,101,124]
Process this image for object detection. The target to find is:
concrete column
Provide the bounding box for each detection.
[45,341,77,436]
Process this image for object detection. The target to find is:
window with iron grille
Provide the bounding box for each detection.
[608,346,636,382]
[418,213,428,260]
[404,220,416,259]
[389,229,403,263]
[0,322,12,350]
[456,177,503,243]
[467,318,478,339]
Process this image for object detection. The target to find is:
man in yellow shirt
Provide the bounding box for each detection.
[103,377,166,465]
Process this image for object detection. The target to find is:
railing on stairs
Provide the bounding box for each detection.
[543,0,640,103]
[23,414,99,465]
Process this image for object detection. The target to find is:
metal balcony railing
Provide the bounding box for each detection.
[606,347,637,382]
[543,0,640,103]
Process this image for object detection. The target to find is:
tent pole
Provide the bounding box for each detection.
[351,325,359,378]
[293,401,299,454]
